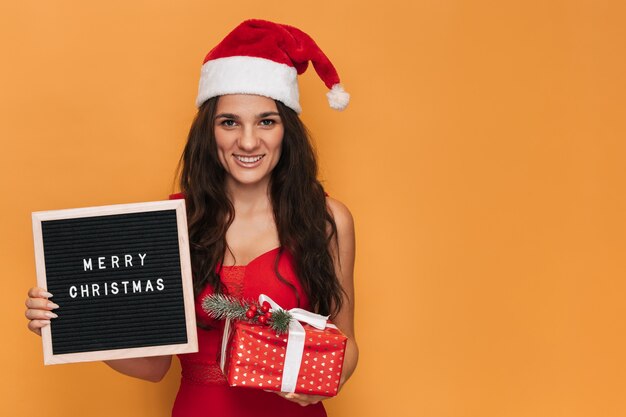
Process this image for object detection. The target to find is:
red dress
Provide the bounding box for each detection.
[171,247,327,417]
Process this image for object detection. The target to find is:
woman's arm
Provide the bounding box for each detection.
[104,356,172,383]
[282,197,359,406]
[325,197,359,387]
[26,287,173,383]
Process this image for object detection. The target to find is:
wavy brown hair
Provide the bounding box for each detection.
[178,96,344,316]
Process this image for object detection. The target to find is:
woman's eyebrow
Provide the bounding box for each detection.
[258,111,280,118]
[215,113,239,119]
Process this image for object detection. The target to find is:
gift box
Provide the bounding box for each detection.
[216,296,347,396]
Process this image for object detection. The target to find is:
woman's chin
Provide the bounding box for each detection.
[226,172,271,188]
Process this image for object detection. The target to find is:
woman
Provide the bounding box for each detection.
[25,19,357,416]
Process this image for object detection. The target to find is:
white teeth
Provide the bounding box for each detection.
[236,155,263,163]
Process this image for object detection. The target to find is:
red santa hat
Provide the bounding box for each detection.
[196,19,349,114]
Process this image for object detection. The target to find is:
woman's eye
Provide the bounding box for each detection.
[221,120,236,127]
[260,119,275,126]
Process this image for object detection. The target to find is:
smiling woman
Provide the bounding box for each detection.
[25,18,357,417]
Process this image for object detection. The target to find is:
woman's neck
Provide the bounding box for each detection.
[225,177,272,214]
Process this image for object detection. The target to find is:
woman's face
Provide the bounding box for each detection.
[214,94,284,188]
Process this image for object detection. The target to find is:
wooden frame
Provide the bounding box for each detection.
[32,200,198,365]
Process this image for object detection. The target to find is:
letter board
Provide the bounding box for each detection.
[32,200,198,365]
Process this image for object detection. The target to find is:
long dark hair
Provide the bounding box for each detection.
[178,96,344,316]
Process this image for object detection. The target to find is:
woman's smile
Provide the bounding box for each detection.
[233,154,265,167]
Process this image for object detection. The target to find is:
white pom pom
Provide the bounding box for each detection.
[326,84,350,110]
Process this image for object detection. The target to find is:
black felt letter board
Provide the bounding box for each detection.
[33,200,197,364]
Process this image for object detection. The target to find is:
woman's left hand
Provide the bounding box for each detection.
[275,392,328,407]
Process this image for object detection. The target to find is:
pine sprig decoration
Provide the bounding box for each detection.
[202,294,249,321]
[202,294,294,334]
[270,309,292,334]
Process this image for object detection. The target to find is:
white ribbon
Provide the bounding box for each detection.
[220,294,336,393]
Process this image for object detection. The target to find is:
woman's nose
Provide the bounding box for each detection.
[238,126,260,151]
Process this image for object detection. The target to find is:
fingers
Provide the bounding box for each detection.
[272,392,323,407]
[25,308,58,320]
[287,393,320,407]
[27,319,50,336]
[25,287,58,336]
[27,287,54,299]
[25,297,59,310]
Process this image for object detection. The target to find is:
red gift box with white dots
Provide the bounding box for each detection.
[222,321,347,396]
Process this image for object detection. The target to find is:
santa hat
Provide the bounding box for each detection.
[196,19,349,114]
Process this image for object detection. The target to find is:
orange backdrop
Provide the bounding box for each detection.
[2,1,626,416]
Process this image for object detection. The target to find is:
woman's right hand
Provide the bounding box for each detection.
[25,287,59,336]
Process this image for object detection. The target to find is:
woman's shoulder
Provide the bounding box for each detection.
[325,196,356,272]
[326,196,354,235]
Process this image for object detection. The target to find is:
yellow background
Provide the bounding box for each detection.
[2,1,625,416]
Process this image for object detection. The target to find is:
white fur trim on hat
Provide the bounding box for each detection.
[196,56,301,113]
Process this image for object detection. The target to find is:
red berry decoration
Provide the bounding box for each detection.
[264,311,272,320]
[249,304,257,312]
[260,302,271,313]
[245,309,256,319]
[258,315,268,325]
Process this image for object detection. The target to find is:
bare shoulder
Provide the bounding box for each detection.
[326,197,355,238]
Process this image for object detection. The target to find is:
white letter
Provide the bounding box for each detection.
[104,282,108,295]
[132,280,141,293]
[121,281,130,293]
[156,278,165,291]
[111,256,119,268]
[98,256,106,269]
[83,258,93,271]
[138,253,147,266]
[80,285,89,297]
[111,282,119,295]
[145,280,154,292]
[69,286,77,298]
[91,283,100,296]
[125,254,133,267]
